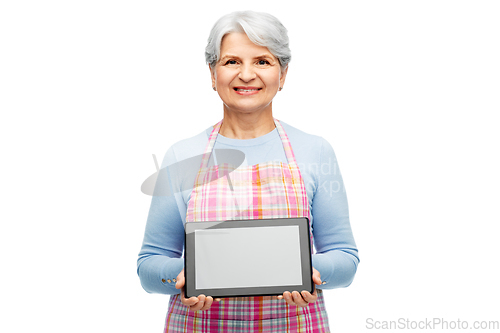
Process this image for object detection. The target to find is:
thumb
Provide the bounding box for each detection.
[175,270,185,289]
[312,267,322,285]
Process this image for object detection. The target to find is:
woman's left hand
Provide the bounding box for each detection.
[277,267,321,307]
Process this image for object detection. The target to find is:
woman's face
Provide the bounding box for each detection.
[211,32,287,115]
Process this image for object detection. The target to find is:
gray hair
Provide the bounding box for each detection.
[205,11,291,70]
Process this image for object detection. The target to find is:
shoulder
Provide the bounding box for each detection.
[279,120,333,163]
[160,127,211,168]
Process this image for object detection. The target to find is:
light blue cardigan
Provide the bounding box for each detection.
[137,121,359,294]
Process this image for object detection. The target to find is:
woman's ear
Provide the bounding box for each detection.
[209,64,216,90]
[279,65,288,89]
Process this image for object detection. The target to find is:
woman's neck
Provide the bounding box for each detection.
[219,108,276,139]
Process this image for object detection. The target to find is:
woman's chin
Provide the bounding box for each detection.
[223,103,273,115]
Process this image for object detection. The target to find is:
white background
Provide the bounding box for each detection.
[1,1,499,332]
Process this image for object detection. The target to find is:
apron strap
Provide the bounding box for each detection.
[198,120,223,169]
[273,119,298,165]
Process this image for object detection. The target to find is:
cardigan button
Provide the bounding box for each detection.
[161,279,166,283]
[167,279,172,283]
[322,281,326,284]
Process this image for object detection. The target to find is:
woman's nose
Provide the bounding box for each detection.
[238,64,256,82]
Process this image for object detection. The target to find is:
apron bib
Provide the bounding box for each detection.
[164,119,330,332]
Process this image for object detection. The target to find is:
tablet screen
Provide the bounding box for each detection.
[195,226,302,289]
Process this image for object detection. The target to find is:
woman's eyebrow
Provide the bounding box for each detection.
[220,54,275,62]
[254,54,274,59]
[219,55,239,62]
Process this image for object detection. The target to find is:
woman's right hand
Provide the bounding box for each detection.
[175,269,220,311]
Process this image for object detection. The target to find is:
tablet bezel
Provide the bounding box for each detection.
[184,217,313,298]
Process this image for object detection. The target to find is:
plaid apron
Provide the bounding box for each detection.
[165,119,330,332]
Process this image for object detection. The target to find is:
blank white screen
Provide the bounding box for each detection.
[195,226,302,289]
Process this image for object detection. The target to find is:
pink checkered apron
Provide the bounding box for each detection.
[164,119,330,332]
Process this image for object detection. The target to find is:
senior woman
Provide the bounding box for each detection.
[138,10,359,332]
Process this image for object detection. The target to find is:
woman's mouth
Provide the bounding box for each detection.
[233,87,262,95]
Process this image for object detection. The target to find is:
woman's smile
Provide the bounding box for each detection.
[233,86,262,95]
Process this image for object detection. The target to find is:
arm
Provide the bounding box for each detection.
[311,138,359,289]
[137,148,185,295]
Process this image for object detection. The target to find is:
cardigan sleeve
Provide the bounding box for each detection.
[137,147,185,295]
[310,138,359,289]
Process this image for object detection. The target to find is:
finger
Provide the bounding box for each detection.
[190,295,206,311]
[292,291,308,307]
[182,296,199,307]
[215,298,222,302]
[312,267,322,285]
[301,290,317,304]
[283,291,295,306]
[313,275,322,286]
[175,278,184,289]
[176,270,185,289]
[181,289,199,307]
[200,296,213,311]
[277,295,284,300]
[182,295,199,307]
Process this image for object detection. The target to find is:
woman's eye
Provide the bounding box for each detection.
[225,60,237,65]
[258,60,269,65]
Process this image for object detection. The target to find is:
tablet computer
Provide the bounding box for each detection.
[184,217,313,298]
